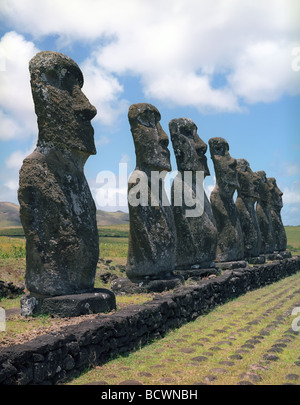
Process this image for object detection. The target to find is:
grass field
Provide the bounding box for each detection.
[0,225,299,384]
[68,271,300,385]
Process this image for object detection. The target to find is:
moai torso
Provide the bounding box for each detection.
[126,103,176,281]
[268,177,287,252]
[18,51,99,297]
[209,137,244,262]
[256,171,275,254]
[169,118,217,268]
[236,159,262,257]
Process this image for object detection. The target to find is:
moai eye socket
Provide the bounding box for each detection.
[137,111,156,128]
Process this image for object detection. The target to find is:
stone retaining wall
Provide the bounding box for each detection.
[0,281,24,300]
[0,256,299,385]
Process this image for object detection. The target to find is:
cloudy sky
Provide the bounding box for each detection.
[0,0,299,224]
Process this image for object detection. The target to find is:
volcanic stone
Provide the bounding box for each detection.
[125,103,178,282]
[236,159,262,257]
[268,177,287,252]
[209,137,244,262]
[18,51,99,297]
[256,171,275,254]
[169,118,217,268]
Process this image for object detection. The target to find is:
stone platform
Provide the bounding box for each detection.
[174,267,221,281]
[20,288,116,317]
[111,274,184,294]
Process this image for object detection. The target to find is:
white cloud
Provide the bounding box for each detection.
[0,31,39,140]
[228,41,300,104]
[80,56,129,126]
[283,181,300,204]
[1,1,300,114]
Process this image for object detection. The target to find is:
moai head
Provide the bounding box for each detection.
[268,177,283,210]
[256,171,272,205]
[236,159,260,201]
[169,118,210,176]
[29,51,97,156]
[128,103,171,173]
[208,137,238,197]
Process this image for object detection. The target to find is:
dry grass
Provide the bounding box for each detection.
[68,272,300,385]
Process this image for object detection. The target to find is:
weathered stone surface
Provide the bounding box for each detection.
[169,118,217,268]
[111,276,183,294]
[256,171,275,254]
[18,51,99,297]
[268,177,287,252]
[21,289,116,317]
[126,103,177,281]
[208,137,244,262]
[236,159,262,257]
[1,256,299,385]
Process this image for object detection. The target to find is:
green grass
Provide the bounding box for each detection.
[285,226,300,254]
[99,237,128,258]
[68,272,300,385]
[98,224,129,238]
[0,224,299,377]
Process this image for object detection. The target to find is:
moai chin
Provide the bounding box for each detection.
[126,103,177,281]
[267,177,287,252]
[236,159,262,257]
[255,171,275,254]
[18,51,99,297]
[208,137,244,262]
[169,118,217,268]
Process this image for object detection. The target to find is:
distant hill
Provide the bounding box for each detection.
[96,209,129,226]
[0,202,129,228]
[0,202,21,227]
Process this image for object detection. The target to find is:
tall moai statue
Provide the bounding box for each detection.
[169,118,217,269]
[125,103,178,285]
[255,171,275,254]
[18,51,100,298]
[267,177,287,252]
[236,159,262,258]
[209,137,244,262]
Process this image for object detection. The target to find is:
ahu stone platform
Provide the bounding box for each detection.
[1,255,299,385]
[20,289,116,318]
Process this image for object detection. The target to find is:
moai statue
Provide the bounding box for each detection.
[209,137,244,262]
[18,52,115,315]
[125,103,178,286]
[255,171,275,254]
[267,177,287,252]
[169,118,217,269]
[236,159,262,258]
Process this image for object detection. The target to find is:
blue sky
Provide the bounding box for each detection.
[0,0,299,225]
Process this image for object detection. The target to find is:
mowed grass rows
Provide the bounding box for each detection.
[0,225,299,384]
[69,272,300,386]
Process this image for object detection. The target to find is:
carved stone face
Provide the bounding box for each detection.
[169,118,210,176]
[209,137,238,196]
[128,103,171,172]
[268,177,283,209]
[29,51,97,155]
[256,171,272,204]
[236,158,260,201]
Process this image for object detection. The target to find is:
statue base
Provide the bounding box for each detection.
[20,288,116,317]
[174,267,221,281]
[264,250,292,261]
[111,274,184,295]
[214,260,249,270]
[247,256,266,265]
